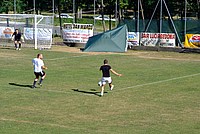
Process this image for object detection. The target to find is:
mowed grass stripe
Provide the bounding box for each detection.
[1,46,200,134]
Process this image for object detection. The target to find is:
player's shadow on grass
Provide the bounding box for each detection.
[9,83,33,88]
[72,89,107,97]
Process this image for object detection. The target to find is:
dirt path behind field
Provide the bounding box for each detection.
[50,45,200,62]
[1,45,199,62]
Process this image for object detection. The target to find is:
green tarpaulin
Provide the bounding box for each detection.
[83,25,128,52]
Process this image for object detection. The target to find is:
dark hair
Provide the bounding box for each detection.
[37,53,41,58]
[104,59,108,64]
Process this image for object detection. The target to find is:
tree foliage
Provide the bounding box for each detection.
[0,0,26,13]
[0,0,199,19]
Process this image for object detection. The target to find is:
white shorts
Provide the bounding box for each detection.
[98,77,112,86]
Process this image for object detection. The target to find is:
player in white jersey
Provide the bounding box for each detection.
[32,54,47,88]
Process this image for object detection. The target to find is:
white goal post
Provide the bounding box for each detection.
[0,14,53,49]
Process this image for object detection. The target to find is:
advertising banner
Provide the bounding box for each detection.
[63,29,93,43]
[24,28,52,40]
[127,32,139,46]
[0,27,14,39]
[140,33,176,47]
[184,34,200,48]
[62,23,93,43]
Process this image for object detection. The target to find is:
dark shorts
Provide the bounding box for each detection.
[34,71,46,79]
[14,39,21,42]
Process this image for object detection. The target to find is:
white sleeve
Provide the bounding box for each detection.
[32,59,35,65]
[40,60,44,67]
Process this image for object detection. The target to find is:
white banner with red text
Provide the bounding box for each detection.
[62,29,93,43]
[140,33,176,47]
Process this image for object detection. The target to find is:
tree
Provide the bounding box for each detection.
[0,0,14,13]
[16,0,26,13]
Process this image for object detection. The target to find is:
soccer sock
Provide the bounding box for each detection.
[33,80,37,87]
[109,83,112,88]
[19,43,21,48]
[39,78,44,84]
[101,91,104,96]
[15,43,17,48]
[101,86,104,96]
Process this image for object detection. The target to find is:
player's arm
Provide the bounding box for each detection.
[42,65,48,69]
[110,69,122,76]
[12,32,15,37]
[11,32,15,41]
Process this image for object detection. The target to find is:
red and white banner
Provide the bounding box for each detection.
[62,23,93,43]
[140,33,176,47]
[62,29,93,43]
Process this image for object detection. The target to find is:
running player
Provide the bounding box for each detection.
[99,59,122,96]
[32,54,48,88]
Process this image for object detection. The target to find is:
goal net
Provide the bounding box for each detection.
[0,14,53,49]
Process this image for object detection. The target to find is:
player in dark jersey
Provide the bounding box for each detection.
[99,59,122,96]
[12,29,22,50]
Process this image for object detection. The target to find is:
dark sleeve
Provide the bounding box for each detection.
[12,32,16,36]
[100,66,102,71]
[109,65,111,70]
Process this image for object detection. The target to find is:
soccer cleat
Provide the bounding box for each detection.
[100,92,104,97]
[31,85,36,88]
[110,85,114,90]
[18,48,21,50]
[38,83,42,86]
[16,48,18,50]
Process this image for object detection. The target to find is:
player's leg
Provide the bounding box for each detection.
[38,71,46,86]
[18,41,21,50]
[14,40,18,50]
[109,83,114,90]
[108,77,114,90]
[32,72,39,88]
[99,77,106,96]
[100,84,105,96]
[100,77,106,96]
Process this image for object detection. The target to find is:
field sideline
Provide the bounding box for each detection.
[0,46,200,134]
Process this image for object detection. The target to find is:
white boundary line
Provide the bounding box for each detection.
[46,55,90,61]
[0,54,91,69]
[5,73,200,95]
[0,54,90,61]
[118,72,200,91]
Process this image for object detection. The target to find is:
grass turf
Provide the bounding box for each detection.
[0,46,200,134]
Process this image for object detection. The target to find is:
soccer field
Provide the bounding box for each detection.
[0,46,199,134]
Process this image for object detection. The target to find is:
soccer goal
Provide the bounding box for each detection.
[0,14,53,49]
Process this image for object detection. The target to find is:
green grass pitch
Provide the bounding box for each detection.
[0,46,199,134]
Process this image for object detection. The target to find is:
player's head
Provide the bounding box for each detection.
[104,59,108,64]
[15,29,18,32]
[37,53,43,59]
